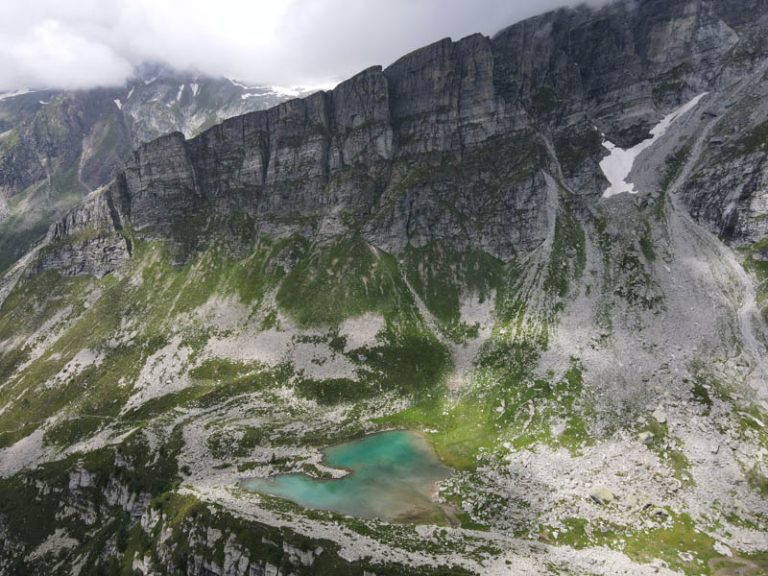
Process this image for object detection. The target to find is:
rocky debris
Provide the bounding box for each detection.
[678,551,695,563]
[590,488,618,506]
[25,529,79,563]
[647,506,670,521]
[122,335,193,413]
[638,432,655,445]
[714,541,734,557]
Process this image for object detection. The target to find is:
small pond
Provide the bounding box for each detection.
[240,430,452,522]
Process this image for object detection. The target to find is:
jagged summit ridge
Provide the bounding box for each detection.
[0,67,304,276]
[39,0,768,279]
[1,1,768,574]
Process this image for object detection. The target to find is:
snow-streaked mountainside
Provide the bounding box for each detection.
[1,1,768,575]
[600,94,710,198]
[0,66,308,273]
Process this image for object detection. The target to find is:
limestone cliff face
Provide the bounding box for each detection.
[0,71,297,273]
[0,73,293,200]
[5,4,768,574]
[492,0,740,136]
[40,0,768,275]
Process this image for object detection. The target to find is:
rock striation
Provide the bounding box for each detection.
[38,0,768,278]
[0,68,298,272]
[3,2,768,575]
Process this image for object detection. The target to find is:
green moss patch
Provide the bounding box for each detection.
[277,236,414,327]
[402,243,502,340]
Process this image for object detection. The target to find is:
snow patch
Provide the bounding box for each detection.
[268,82,336,98]
[228,78,251,89]
[176,84,185,102]
[0,89,34,101]
[191,82,200,97]
[270,85,302,98]
[113,98,122,110]
[601,93,708,198]
[126,87,134,99]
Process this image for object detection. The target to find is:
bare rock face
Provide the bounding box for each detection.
[4,3,768,575]
[683,148,768,243]
[0,73,294,200]
[31,235,130,279]
[492,0,741,140]
[677,46,768,245]
[32,190,131,277]
[0,70,297,273]
[37,0,768,277]
[383,34,501,153]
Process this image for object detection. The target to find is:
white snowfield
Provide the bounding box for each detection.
[270,85,303,98]
[0,89,34,101]
[600,93,708,198]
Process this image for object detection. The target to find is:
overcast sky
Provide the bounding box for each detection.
[0,0,605,91]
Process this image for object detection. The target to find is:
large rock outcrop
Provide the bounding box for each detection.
[0,70,297,273]
[38,0,768,276]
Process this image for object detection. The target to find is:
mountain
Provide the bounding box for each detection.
[1,1,768,575]
[0,67,303,272]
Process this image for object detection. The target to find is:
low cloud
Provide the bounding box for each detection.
[0,0,611,91]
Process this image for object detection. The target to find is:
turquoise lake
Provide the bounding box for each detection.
[241,431,452,521]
